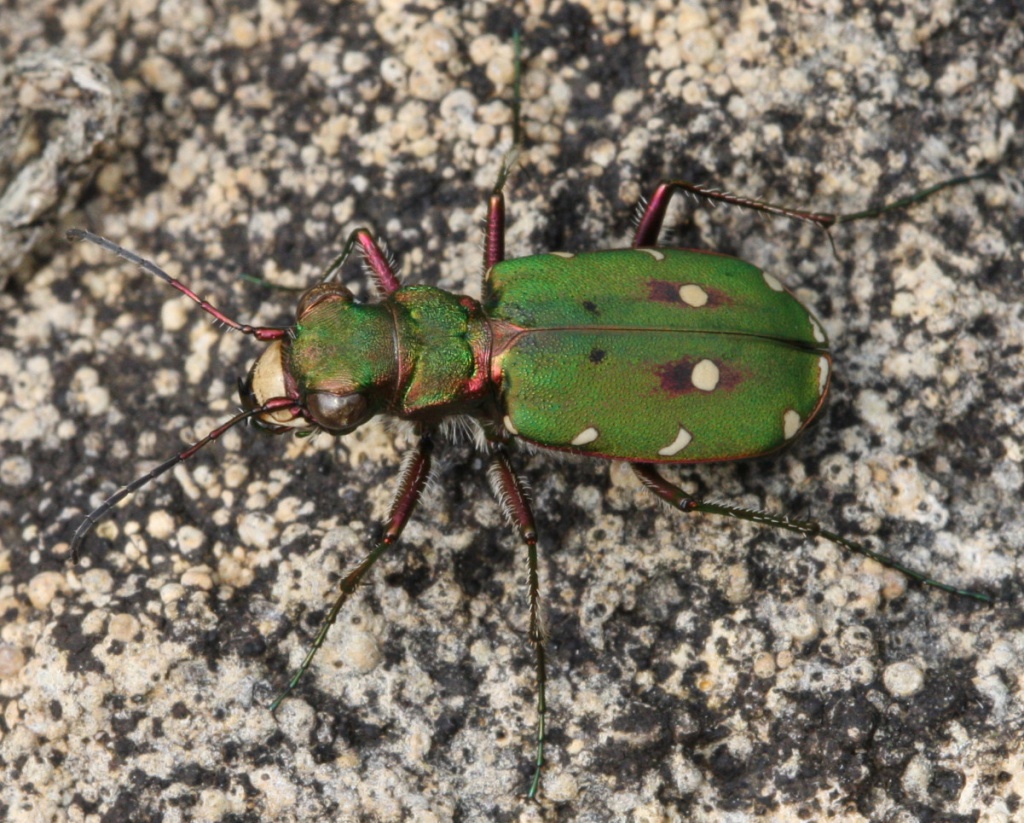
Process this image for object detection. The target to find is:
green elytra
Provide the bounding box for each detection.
[66,47,996,801]
[489,250,829,461]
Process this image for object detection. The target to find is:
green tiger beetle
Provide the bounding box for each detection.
[67,53,995,799]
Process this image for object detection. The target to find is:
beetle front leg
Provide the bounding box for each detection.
[486,442,548,799]
[319,227,402,295]
[270,432,435,710]
[631,463,991,603]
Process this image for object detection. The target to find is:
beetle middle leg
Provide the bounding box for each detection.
[631,463,991,602]
[482,30,524,277]
[486,440,548,799]
[271,431,436,709]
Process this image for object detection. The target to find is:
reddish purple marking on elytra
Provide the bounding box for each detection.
[653,357,742,397]
[646,279,729,307]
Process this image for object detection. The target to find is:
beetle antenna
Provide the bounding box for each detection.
[67,229,287,342]
[70,398,296,562]
[239,272,306,293]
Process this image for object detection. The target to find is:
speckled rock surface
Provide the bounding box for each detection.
[2,2,1023,821]
[0,49,123,290]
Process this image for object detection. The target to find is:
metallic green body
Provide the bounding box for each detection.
[287,284,491,422]
[486,249,831,462]
[283,247,830,464]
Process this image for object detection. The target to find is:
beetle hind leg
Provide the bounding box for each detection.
[632,173,995,249]
[486,441,548,798]
[631,463,991,603]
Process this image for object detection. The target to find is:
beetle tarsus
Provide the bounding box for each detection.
[632,172,993,249]
[631,463,992,604]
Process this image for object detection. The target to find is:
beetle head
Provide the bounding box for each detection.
[239,282,375,435]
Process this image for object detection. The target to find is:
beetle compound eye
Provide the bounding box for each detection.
[306,391,369,433]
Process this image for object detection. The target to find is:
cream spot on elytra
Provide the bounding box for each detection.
[691,359,720,392]
[679,284,709,307]
[571,427,599,446]
[763,272,784,292]
[783,409,802,439]
[817,356,830,396]
[658,426,693,457]
[639,248,665,261]
[810,315,826,344]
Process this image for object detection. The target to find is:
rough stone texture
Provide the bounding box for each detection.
[0,50,123,290]
[1,1,1022,821]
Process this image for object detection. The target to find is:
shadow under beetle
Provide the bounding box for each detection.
[67,89,995,801]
